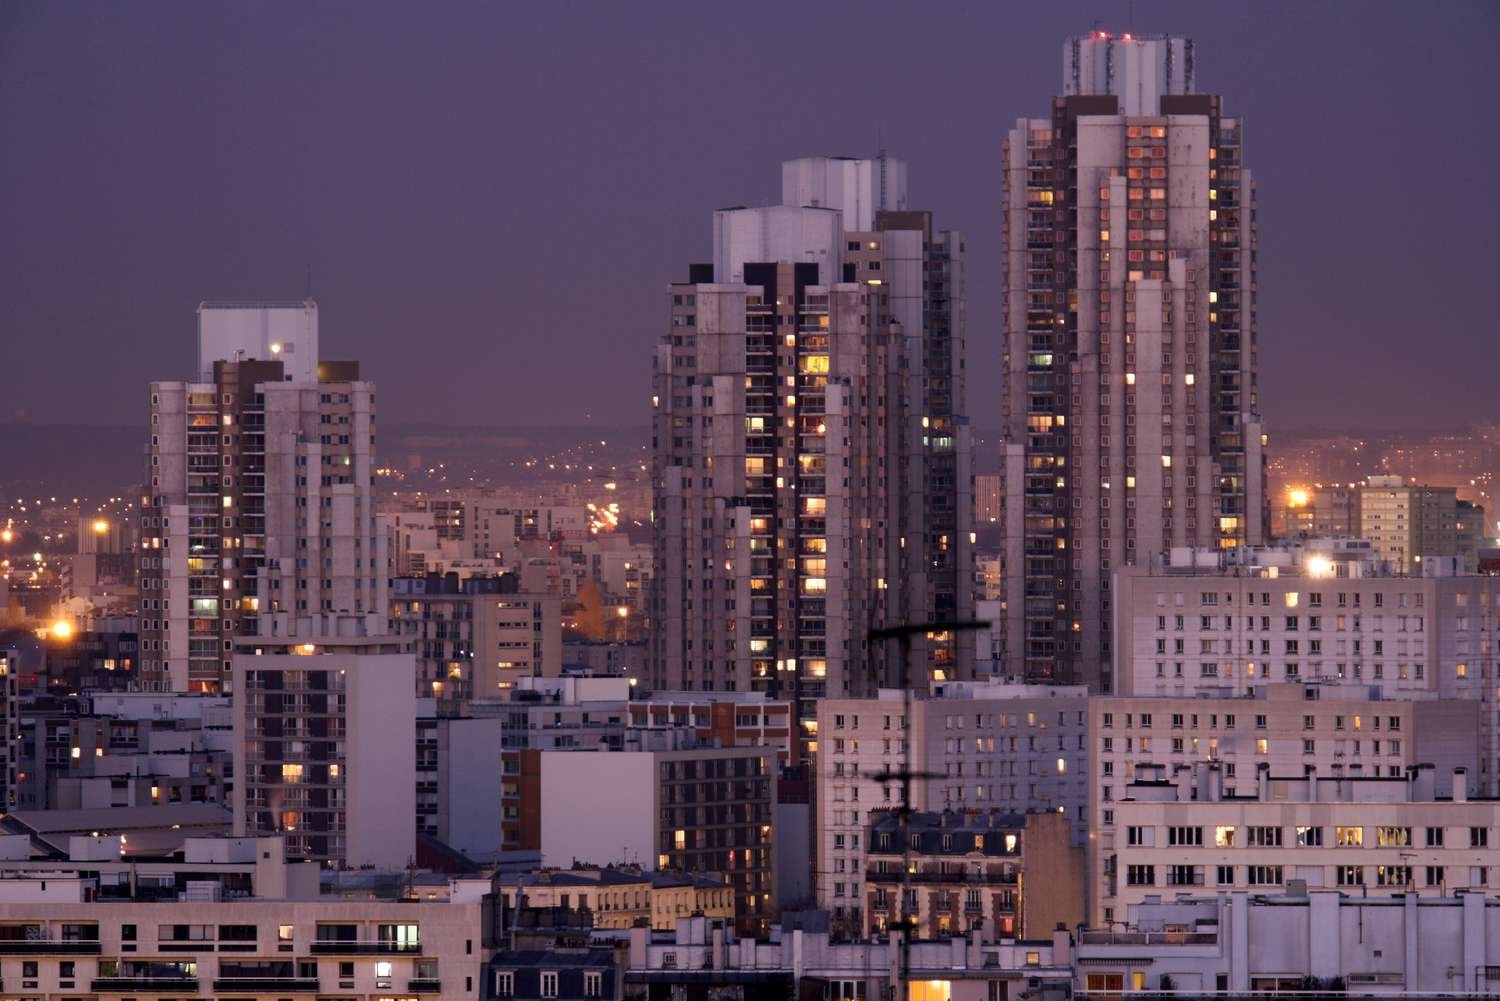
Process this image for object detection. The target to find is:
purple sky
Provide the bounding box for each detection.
[2,1,1496,431]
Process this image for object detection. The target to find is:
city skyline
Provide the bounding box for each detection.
[4,1,1498,433]
[6,8,1500,996]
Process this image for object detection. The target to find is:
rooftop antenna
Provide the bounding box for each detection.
[304,266,314,301]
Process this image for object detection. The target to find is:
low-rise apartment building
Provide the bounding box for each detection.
[863,809,1083,941]
[1088,680,1482,914]
[231,632,416,868]
[495,868,733,931]
[628,691,794,765]
[1095,761,1500,926]
[0,834,487,998]
[816,682,1089,936]
[539,734,775,935]
[1077,890,1500,996]
[1114,546,1500,794]
[391,572,561,698]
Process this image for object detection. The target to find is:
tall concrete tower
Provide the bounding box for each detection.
[651,156,973,749]
[139,301,388,692]
[999,32,1265,690]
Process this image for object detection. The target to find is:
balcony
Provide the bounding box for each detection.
[409,978,443,993]
[0,940,101,954]
[865,869,1018,885]
[214,977,320,992]
[93,976,200,991]
[310,940,422,955]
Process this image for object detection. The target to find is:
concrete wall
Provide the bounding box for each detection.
[539,751,655,869]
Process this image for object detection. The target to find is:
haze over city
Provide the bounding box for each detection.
[4,0,1498,430]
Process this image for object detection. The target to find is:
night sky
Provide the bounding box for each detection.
[3,1,1496,432]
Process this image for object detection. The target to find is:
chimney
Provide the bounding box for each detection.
[1410,763,1435,802]
[1206,762,1223,802]
[1051,926,1072,966]
[1454,767,1468,803]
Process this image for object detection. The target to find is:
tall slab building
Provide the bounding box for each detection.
[650,156,973,749]
[139,301,388,692]
[999,33,1266,690]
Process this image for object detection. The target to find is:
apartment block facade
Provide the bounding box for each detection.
[231,634,416,868]
[1088,683,1482,921]
[862,809,1084,940]
[390,573,561,698]
[1096,763,1500,925]
[651,156,973,751]
[140,301,386,693]
[814,683,1090,936]
[1113,548,1500,793]
[538,739,776,934]
[1361,475,1460,573]
[999,33,1265,689]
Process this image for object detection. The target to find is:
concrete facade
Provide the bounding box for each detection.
[651,156,973,754]
[815,683,1090,935]
[231,637,416,868]
[1112,548,1500,796]
[539,740,775,934]
[142,300,387,693]
[1096,762,1500,926]
[999,35,1263,689]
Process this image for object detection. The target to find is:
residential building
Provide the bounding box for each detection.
[1276,482,1360,540]
[1088,682,1482,921]
[999,32,1265,688]
[1076,890,1500,996]
[975,474,1001,525]
[494,867,734,932]
[0,653,16,811]
[623,915,1073,1001]
[0,840,485,998]
[16,692,231,813]
[37,621,139,692]
[1095,761,1500,925]
[815,682,1090,936]
[863,809,1083,941]
[1112,545,1500,793]
[628,692,795,765]
[484,907,622,1001]
[651,154,973,753]
[416,679,631,861]
[231,630,416,868]
[391,572,562,699]
[1361,475,1460,574]
[140,300,387,693]
[539,735,775,934]
[1458,499,1488,571]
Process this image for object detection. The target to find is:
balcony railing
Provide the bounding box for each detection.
[213,977,320,991]
[310,941,421,955]
[92,976,199,991]
[0,940,101,954]
[1077,930,1217,946]
[409,978,443,992]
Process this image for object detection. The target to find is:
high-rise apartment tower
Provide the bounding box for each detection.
[998,33,1265,689]
[139,301,388,692]
[651,156,973,748]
